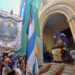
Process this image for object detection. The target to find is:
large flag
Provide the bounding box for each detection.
[15,0,41,54]
[26,8,36,75]
[20,0,33,54]
[21,0,41,54]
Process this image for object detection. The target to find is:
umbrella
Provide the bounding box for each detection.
[54,32,69,48]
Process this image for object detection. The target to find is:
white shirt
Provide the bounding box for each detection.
[16,68,23,75]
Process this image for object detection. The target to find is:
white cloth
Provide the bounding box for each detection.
[16,68,22,75]
[16,68,24,75]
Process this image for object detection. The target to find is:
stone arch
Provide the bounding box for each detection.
[37,1,75,65]
[39,1,75,42]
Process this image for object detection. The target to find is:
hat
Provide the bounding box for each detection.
[5,58,10,65]
[8,52,14,56]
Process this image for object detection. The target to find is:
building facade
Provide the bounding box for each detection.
[37,0,75,65]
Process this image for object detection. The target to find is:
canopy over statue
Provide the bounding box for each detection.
[53,32,69,48]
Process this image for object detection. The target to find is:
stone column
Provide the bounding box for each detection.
[71,18,75,43]
[68,17,75,43]
[36,37,43,66]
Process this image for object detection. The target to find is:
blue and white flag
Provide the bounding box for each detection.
[19,0,26,18]
[26,8,36,75]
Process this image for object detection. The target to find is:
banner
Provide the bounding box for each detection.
[0,10,22,52]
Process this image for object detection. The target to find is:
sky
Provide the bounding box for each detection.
[0,0,21,15]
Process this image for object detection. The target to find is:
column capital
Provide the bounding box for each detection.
[67,15,75,22]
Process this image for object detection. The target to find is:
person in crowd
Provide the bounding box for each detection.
[2,56,11,75]
[16,59,26,75]
[7,62,19,75]
[2,54,21,75]
[0,60,3,75]
[8,52,14,69]
[0,53,33,75]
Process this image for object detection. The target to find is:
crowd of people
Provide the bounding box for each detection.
[0,52,27,75]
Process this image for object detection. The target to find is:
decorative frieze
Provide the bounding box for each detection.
[39,0,75,17]
[39,5,73,29]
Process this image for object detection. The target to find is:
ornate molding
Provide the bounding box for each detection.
[39,0,75,17]
[40,5,73,24]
